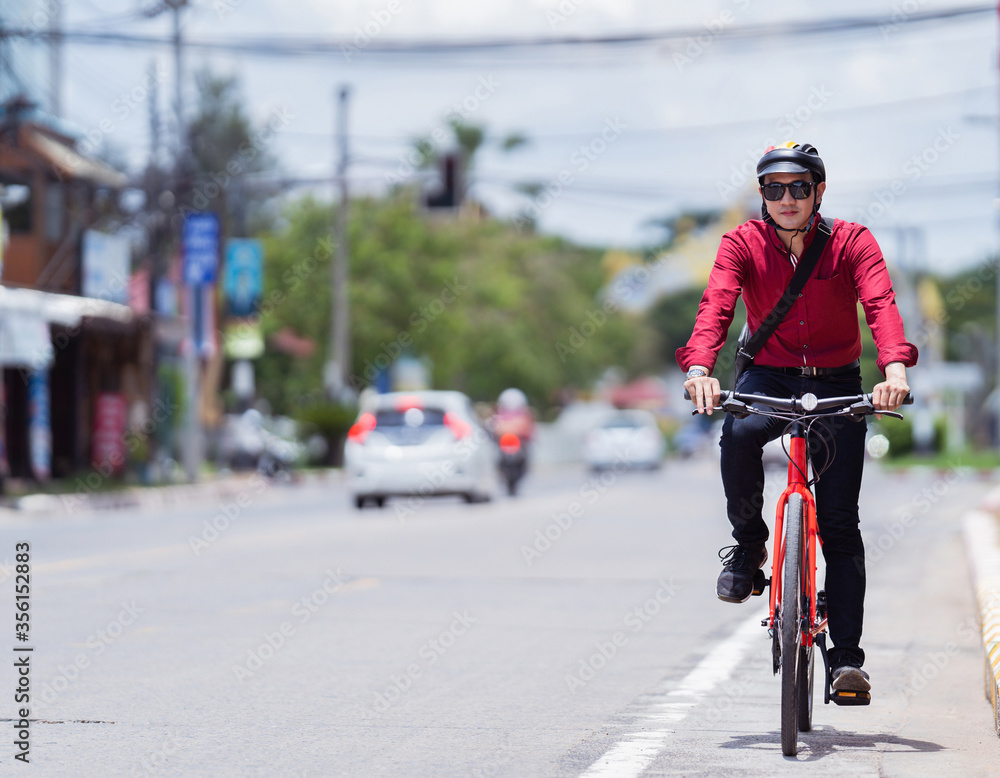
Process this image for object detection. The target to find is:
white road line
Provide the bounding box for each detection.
[580,609,767,778]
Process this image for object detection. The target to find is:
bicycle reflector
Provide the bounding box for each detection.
[800,393,818,412]
[498,433,521,454]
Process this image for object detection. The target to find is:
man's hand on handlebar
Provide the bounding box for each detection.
[684,368,721,416]
[871,361,909,419]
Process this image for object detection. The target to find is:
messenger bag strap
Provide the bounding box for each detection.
[738,217,833,362]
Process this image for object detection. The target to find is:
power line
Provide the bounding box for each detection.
[0,4,992,58]
[280,83,996,148]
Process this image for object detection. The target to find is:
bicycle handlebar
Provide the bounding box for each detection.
[683,389,913,418]
[721,390,912,415]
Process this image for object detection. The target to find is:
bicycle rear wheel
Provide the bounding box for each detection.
[780,493,804,756]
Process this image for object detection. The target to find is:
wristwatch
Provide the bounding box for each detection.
[686,367,708,379]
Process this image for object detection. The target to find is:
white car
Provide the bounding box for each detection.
[583,409,666,471]
[343,390,498,509]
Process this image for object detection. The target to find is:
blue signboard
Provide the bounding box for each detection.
[28,370,51,480]
[183,212,220,285]
[224,239,264,318]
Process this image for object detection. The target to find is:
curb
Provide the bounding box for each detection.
[0,469,341,518]
[963,503,1000,738]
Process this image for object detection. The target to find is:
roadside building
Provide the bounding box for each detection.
[0,112,154,482]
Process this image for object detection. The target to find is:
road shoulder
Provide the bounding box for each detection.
[964,487,1000,739]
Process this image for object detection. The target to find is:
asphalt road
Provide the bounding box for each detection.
[1,456,998,776]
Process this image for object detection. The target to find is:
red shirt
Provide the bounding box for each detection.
[675,215,918,375]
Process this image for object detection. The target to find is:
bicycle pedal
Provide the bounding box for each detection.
[751,568,769,596]
[830,689,871,706]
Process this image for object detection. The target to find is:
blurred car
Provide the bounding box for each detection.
[344,390,498,509]
[583,409,666,471]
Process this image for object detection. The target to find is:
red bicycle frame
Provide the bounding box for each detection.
[767,428,827,647]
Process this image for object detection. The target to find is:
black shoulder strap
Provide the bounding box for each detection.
[740,217,833,362]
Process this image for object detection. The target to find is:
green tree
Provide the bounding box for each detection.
[252,192,656,414]
[183,68,280,234]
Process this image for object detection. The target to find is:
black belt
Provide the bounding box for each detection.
[760,360,860,377]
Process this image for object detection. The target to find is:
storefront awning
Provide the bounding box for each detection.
[22,127,129,189]
[0,285,133,368]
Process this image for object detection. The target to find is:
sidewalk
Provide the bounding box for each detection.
[964,485,1000,738]
[0,468,341,518]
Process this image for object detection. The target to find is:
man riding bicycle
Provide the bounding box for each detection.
[677,142,916,694]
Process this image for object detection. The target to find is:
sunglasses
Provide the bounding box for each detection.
[761,181,814,201]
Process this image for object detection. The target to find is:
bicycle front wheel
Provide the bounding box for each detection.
[797,642,814,732]
[780,493,804,756]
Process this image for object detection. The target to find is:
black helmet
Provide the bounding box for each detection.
[756,142,825,184]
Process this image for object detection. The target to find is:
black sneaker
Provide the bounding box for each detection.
[832,666,871,692]
[716,543,768,603]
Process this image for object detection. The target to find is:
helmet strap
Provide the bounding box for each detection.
[759,193,820,235]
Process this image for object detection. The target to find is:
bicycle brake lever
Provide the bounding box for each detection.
[874,410,904,420]
[722,399,750,419]
[845,400,874,416]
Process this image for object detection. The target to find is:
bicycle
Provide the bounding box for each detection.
[702,388,910,756]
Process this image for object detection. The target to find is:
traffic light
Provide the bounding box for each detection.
[425,153,462,209]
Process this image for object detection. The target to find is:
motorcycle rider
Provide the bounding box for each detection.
[491,388,536,443]
[490,388,536,494]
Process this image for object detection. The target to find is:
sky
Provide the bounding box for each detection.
[6,0,1000,274]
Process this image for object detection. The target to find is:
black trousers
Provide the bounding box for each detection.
[720,365,868,668]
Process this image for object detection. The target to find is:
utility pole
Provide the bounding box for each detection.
[996,3,1000,450]
[48,0,63,117]
[326,85,352,401]
[166,0,201,481]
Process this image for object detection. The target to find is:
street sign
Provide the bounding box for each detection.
[224,238,263,317]
[182,212,220,285]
